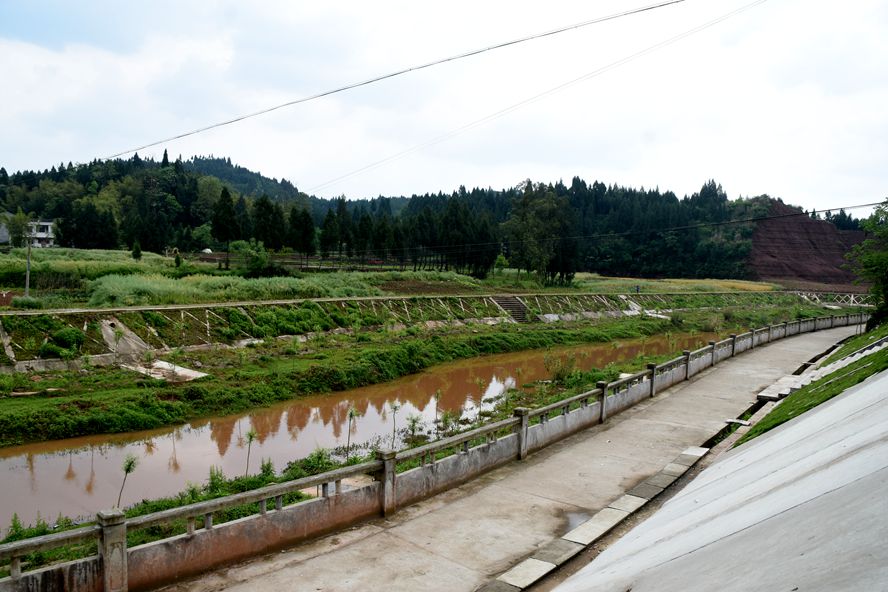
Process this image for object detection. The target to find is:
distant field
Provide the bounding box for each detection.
[0,248,786,308]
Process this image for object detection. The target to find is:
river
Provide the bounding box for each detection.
[0,332,713,528]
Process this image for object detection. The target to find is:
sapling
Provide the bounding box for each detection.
[116,453,139,508]
[389,402,401,449]
[245,428,257,477]
[345,406,362,461]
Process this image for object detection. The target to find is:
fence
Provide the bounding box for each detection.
[0,312,869,592]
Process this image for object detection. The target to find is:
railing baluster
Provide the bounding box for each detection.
[187,516,195,536]
[10,555,21,579]
[275,495,283,511]
[204,513,213,530]
[335,480,342,495]
[260,499,267,515]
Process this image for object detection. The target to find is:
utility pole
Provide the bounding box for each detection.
[24,222,32,298]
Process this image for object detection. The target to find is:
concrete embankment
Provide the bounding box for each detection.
[155,326,857,592]
[555,365,888,592]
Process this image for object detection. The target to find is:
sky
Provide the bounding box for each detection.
[1,0,886,214]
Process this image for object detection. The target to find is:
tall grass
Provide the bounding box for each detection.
[87,274,384,306]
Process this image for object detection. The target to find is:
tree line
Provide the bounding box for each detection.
[0,153,863,283]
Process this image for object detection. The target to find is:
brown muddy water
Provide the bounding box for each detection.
[0,333,714,528]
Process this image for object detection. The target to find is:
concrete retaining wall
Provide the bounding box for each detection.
[735,334,753,354]
[0,557,102,592]
[396,435,518,508]
[714,342,733,364]
[528,403,602,452]
[688,353,711,377]
[607,380,651,416]
[655,363,685,392]
[128,484,381,591]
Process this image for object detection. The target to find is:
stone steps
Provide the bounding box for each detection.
[492,296,532,323]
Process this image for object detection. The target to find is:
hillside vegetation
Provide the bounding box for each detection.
[0,154,863,285]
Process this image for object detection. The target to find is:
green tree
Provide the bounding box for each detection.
[131,239,142,260]
[253,195,285,251]
[211,187,237,269]
[848,200,888,328]
[6,208,31,248]
[289,207,316,263]
[234,195,253,240]
[319,209,338,258]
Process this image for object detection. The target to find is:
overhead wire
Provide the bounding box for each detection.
[307,0,769,193]
[103,0,687,160]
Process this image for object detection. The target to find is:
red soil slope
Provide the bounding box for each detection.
[749,200,865,290]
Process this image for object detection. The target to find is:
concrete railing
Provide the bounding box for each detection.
[0,312,870,592]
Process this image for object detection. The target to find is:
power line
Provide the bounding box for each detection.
[308,0,768,193]
[103,0,687,160]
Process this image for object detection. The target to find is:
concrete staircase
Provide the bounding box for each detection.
[492,296,533,323]
[757,336,888,402]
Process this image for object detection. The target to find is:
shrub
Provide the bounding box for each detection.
[11,296,42,309]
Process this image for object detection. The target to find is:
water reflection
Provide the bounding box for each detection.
[0,333,712,528]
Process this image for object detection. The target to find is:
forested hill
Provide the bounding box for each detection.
[0,154,863,283]
[184,156,410,224]
[185,156,305,204]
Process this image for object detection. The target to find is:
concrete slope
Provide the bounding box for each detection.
[556,367,888,592]
[158,327,856,592]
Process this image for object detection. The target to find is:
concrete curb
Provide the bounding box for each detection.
[477,446,709,592]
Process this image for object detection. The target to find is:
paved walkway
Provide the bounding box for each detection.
[160,327,856,592]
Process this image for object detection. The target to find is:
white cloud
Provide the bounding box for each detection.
[1,0,886,215]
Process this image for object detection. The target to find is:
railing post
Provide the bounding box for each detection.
[708,341,716,366]
[647,363,657,398]
[597,381,609,422]
[376,448,397,517]
[514,407,529,460]
[767,324,772,342]
[10,556,21,580]
[97,509,128,592]
[730,333,737,357]
[683,350,691,379]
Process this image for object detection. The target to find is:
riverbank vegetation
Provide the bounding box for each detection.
[0,300,853,448]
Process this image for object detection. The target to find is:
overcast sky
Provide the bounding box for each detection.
[1,0,886,213]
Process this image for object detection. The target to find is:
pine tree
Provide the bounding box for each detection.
[211,187,237,269]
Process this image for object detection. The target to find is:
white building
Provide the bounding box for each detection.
[28,220,55,247]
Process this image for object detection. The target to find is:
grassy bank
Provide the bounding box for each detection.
[0,317,672,446]
[822,322,888,365]
[0,301,850,447]
[736,345,888,446]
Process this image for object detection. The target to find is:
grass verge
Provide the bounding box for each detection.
[736,345,888,446]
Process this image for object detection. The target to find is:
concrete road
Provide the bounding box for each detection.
[158,327,856,592]
[556,358,888,592]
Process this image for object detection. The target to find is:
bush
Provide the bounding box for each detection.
[51,328,85,349]
[11,296,42,309]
